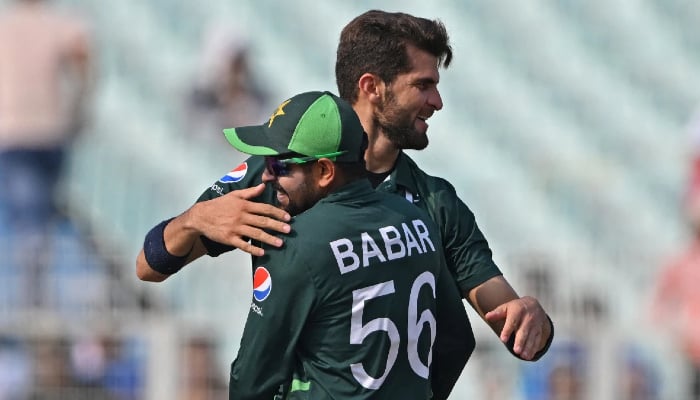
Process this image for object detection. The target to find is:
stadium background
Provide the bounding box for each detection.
[1,0,699,398]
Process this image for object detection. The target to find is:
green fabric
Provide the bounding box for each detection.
[222,91,364,162]
[222,129,280,156]
[197,153,503,293]
[197,152,502,399]
[375,152,502,294]
[289,95,342,156]
[228,180,467,399]
[290,379,311,392]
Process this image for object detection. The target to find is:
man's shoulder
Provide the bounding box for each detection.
[375,189,432,217]
[197,156,267,202]
[295,188,439,239]
[398,153,456,192]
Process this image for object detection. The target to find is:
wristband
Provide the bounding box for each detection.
[143,218,190,275]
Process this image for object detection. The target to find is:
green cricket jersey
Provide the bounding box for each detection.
[200,153,502,295]
[373,152,503,293]
[228,179,467,399]
[197,153,501,398]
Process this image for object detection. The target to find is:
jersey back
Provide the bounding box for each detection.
[230,182,451,400]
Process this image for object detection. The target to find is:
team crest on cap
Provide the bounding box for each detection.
[268,99,290,127]
[252,266,272,302]
[219,162,248,183]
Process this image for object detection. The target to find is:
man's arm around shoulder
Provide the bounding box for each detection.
[467,276,553,361]
[135,183,291,282]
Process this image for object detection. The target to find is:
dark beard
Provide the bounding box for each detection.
[276,175,321,216]
[376,92,429,150]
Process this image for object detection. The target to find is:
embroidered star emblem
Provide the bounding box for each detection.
[268,99,291,127]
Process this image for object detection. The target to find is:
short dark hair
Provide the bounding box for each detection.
[335,9,453,103]
[335,160,368,182]
[332,131,368,183]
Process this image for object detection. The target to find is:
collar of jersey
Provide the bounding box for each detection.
[320,179,375,204]
[386,152,420,195]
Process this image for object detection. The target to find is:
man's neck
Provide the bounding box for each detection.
[354,103,400,174]
[365,136,400,174]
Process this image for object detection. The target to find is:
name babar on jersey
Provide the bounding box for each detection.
[330,218,436,274]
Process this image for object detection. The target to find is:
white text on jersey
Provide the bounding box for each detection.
[330,219,436,275]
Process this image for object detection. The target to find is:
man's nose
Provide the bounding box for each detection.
[428,88,443,111]
[262,169,275,182]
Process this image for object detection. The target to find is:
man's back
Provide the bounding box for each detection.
[229,180,463,399]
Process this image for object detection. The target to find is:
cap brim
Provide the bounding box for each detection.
[223,127,283,156]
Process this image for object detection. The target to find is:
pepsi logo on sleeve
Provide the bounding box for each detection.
[219,162,248,183]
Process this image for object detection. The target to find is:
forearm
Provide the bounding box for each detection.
[466,276,518,334]
[135,208,207,282]
[467,276,553,360]
[162,209,205,257]
[135,249,170,282]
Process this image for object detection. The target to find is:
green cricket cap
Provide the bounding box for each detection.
[223,91,365,162]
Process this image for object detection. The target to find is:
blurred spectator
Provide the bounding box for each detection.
[618,346,659,400]
[650,107,700,400]
[184,23,269,144]
[547,363,583,400]
[0,335,31,400]
[100,336,144,400]
[70,335,143,400]
[70,336,108,387]
[0,0,94,307]
[30,335,116,400]
[519,339,588,400]
[179,335,227,400]
[29,336,72,399]
[651,213,700,398]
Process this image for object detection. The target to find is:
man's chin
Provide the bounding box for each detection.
[413,139,429,150]
[398,138,429,151]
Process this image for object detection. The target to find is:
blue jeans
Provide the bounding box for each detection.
[0,148,65,234]
[0,148,66,306]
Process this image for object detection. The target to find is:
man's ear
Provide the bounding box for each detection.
[358,73,384,105]
[315,158,336,188]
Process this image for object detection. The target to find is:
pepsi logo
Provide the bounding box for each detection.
[252,266,271,302]
[219,162,248,183]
